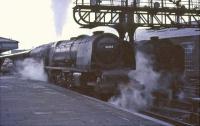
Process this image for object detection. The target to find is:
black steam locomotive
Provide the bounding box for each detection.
[137,36,184,74]
[29,31,135,94]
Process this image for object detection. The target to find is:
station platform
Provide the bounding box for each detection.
[0,76,171,126]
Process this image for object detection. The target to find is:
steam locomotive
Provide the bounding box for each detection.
[137,37,185,98]
[137,36,184,74]
[29,31,135,94]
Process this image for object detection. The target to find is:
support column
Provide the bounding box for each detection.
[127,11,137,69]
[127,26,137,69]
[113,11,137,69]
[115,24,126,41]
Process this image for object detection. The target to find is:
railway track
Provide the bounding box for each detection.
[142,98,200,126]
[141,76,200,126]
[142,110,194,126]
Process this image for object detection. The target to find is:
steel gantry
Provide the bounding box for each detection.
[73,0,199,37]
[73,0,200,69]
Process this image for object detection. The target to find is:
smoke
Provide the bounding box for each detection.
[16,58,47,81]
[109,51,160,111]
[51,0,71,35]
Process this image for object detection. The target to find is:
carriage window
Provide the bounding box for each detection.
[182,42,194,71]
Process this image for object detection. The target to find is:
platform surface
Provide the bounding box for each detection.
[0,75,171,126]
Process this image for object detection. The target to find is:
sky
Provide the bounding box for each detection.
[0,0,117,49]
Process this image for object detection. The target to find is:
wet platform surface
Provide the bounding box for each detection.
[0,76,171,126]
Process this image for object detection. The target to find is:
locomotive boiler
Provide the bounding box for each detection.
[49,32,133,69]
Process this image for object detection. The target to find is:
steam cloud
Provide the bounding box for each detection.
[16,58,48,81]
[109,51,160,111]
[109,50,185,111]
[51,0,70,35]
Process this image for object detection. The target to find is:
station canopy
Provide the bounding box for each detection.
[0,37,18,53]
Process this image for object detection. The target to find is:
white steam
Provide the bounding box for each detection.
[16,58,47,81]
[51,0,71,35]
[109,51,160,111]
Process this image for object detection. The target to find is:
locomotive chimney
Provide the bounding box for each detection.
[70,37,77,40]
[93,31,104,35]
